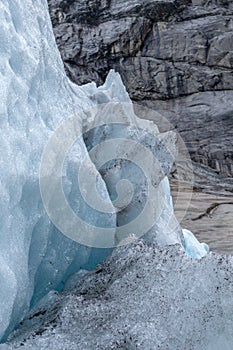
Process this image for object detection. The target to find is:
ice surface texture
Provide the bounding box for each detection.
[2,241,233,350]
[0,0,113,340]
[0,0,207,343]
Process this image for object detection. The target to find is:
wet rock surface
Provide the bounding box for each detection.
[48,0,233,177]
[171,178,233,255]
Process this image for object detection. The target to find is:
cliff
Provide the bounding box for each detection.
[48,0,233,177]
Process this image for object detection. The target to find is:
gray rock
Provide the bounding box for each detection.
[48,0,233,177]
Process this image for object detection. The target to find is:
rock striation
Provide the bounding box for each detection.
[48,0,233,177]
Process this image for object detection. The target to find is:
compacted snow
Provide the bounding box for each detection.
[2,241,233,350]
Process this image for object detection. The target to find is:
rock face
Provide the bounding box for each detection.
[48,0,233,177]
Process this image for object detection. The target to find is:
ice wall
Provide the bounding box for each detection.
[0,0,114,340]
[0,0,207,343]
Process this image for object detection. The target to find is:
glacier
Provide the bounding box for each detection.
[0,0,211,346]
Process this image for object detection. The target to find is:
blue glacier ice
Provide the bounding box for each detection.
[0,0,208,344]
[183,228,209,259]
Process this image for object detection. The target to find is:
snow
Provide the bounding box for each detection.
[2,241,233,350]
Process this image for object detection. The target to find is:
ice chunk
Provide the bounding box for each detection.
[2,241,232,350]
[183,228,209,259]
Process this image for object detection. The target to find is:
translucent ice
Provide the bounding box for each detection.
[0,0,114,340]
[183,228,209,259]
